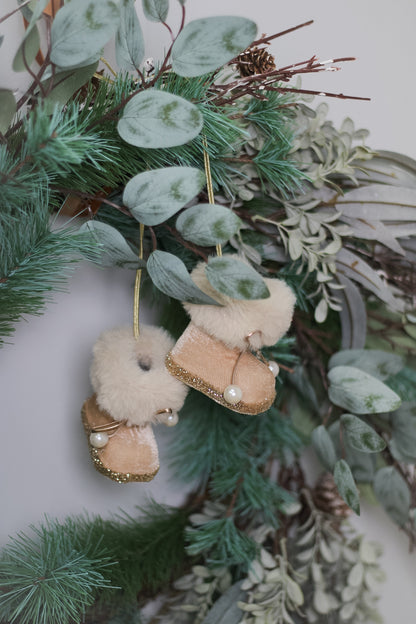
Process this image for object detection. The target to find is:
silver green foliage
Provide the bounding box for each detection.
[13,0,47,72]
[311,426,337,472]
[205,256,270,300]
[328,365,402,415]
[146,250,220,305]
[123,167,205,226]
[333,459,360,515]
[115,0,145,72]
[171,17,257,78]
[50,0,121,68]
[142,0,169,22]
[329,349,403,381]
[294,499,384,624]
[176,204,242,247]
[117,90,203,148]
[340,414,386,454]
[373,466,411,526]
[0,90,16,133]
[389,404,416,463]
[79,220,144,268]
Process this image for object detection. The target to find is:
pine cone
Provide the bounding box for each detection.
[235,46,276,77]
[313,473,353,518]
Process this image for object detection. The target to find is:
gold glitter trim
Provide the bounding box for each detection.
[165,353,275,415]
[81,404,159,484]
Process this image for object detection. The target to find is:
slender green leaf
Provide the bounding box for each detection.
[201,581,246,624]
[117,89,203,148]
[79,221,143,268]
[329,349,403,381]
[340,414,386,453]
[147,251,220,305]
[171,16,257,77]
[123,167,205,226]
[333,459,360,515]
[205,256,270,300]
[337,184,416,221]
[176,204,242,247]
[42,63,99,113]
[337,274,367,349]
[116,0,145,71]
[328,366,402,414]
[311,425,337,471]
[142,0,169,22]
[13,24,40,72]
[0,90,16,133]
[50,0,120,68]
[373,466,410,526]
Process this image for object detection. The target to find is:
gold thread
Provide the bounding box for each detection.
[202,137,222,257]
[165,352,275,415]
[99,56,117,77]
[133,222,145,339]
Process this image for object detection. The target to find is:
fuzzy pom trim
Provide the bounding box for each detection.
[90,325,188,426]
[183,256,296,351]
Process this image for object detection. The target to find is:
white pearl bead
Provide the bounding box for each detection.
[223,384,243,405]
[89,432,109,448]
[268,360,280,377]
[166,412,179,427]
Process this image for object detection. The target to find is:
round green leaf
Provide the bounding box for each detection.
[79,221,143,269]
[115,0,145,71]
[373,466,410,526]
[171,16,257,77]
[123,167,205,226]
[311,425,337,471]
[333,459,360,515]
[50,0,120,68]
[142,0,169,22]
[0,90,16,133]
[205,256,270,300]
[328,366,402,414]
[176,204,242,247]
[329,349,404,380]
[389,405,416,463]
[147,251,219,305]
[340,414,386,453]
[117,90,203,148]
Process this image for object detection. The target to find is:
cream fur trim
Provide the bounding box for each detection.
[183,256,296,350]
[90,325,188,426]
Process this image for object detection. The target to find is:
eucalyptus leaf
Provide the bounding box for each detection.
[50,0,120,68]
[373,466,410,526]
[147,251,220,305]
[42,63,99,113]
[13,24,41,72]
[171,16,257,77]
[329,349,403,381]
[311,425,337,471]
[116,0,145,71]
[340,414,386,453]
[337,184,416,221]
[176,204,242,247]
[200,581,246,624]
[341,215,405,256]
[205,256,270,300]
[79,221,143,269]
[0,90,16,133]
[142,0,169,22]
[123,167,205,225]
[389,405,416,463]
[336,274,367,349]
[329,421,376,483]
[117,90,203,148]
[314,297,328,323]
[328,366,402,414]
[333,459,360,515]
[385,367,416,402]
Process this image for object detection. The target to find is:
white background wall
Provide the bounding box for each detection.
[1,1,416,622]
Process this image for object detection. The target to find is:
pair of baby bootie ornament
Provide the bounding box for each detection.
[82,256,295,483]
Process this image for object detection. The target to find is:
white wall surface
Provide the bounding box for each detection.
[1,1,416,622]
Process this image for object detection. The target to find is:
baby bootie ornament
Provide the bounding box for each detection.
[166,256,296,415]
[82,325,188,483]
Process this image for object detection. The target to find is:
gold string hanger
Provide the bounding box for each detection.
[133,222,145,339]
[202,137,222,257]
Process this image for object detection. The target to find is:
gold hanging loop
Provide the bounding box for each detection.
[202,137,222,257]
[133,222,145,339]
